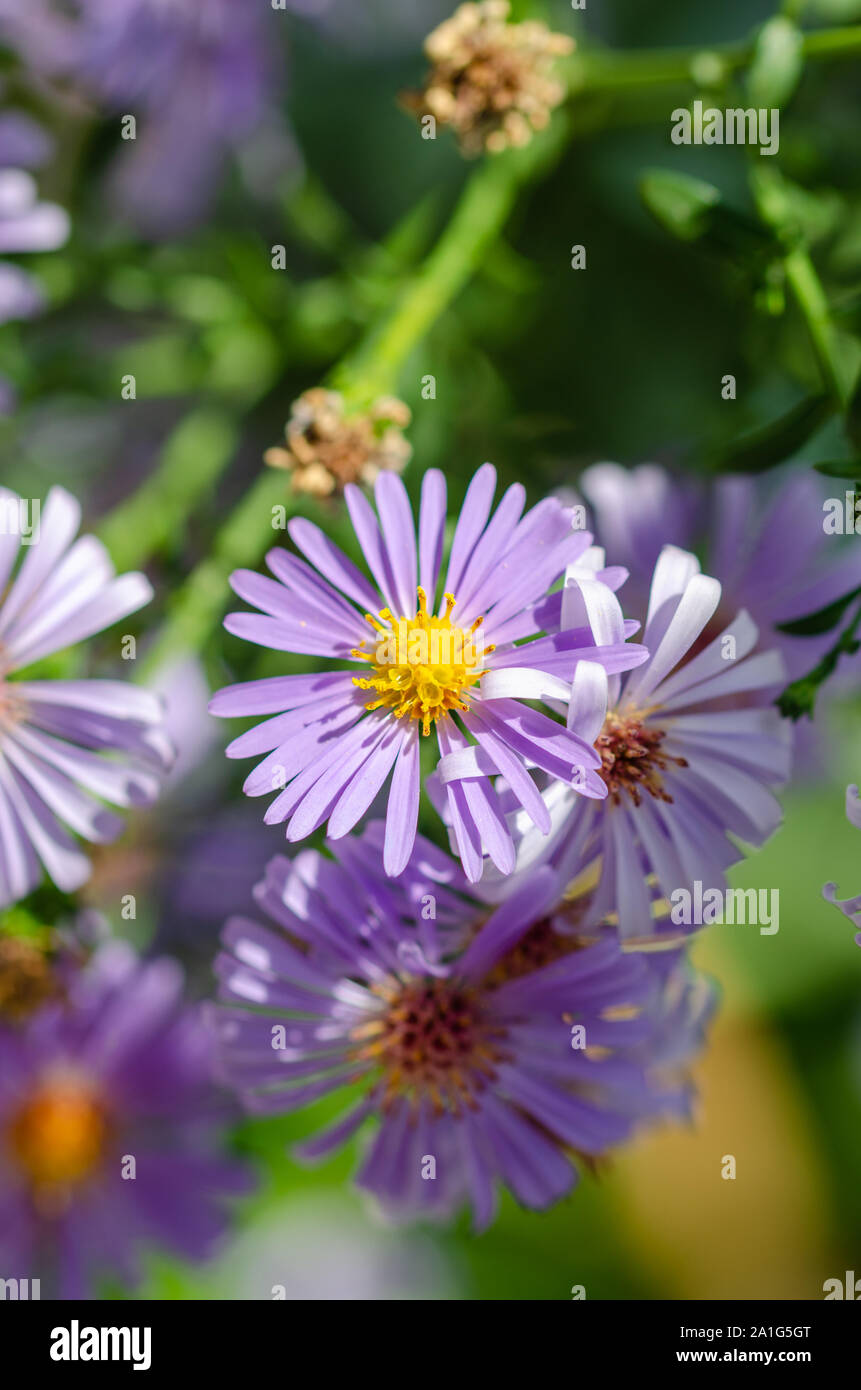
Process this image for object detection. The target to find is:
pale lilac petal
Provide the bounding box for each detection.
[0,759,91,891]
[567,659,608,743]
[287,517,380,611]
[328,722,404,839]
[344,484,399,615]
[383,725,420,876]
[443,463,496,597]
[9,573,154,668]
[627,572,721,703]
[374,471,417,618]
[417,468,447,600]
[210,671,353,718]
[0,485,80,639]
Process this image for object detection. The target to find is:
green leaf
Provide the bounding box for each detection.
[716,393,833,473]
[847,367,861,453]
[777,598,861,718]
[639,169,776,261]
[747,16,804,109]
[814,459,861,479]
[777,584,861,637]
[640,169,720,241]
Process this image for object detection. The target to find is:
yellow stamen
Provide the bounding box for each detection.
[352,586,493,735]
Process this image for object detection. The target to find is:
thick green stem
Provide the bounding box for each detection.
[331,121,568,407]
[139,128,569,676]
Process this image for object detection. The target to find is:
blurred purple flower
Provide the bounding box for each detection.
[210,465,648,882]
[0,153,69,409]
[213,823,713,1229]
[0,485,170,907]
[0,0,286,235]
[0,938,249,1298]
[0,112,56,171]
[578,462,861,681]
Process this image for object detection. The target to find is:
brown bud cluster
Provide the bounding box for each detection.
[0,934,59,1023]
[264,389,412,498]
[406,0,574,156]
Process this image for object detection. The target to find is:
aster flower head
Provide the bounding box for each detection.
[823,784,861,948]
[214,826,713,1230]
[490,545,792,941]
[0,485,170,908]
[405,0,574,156]
[0,144,69,410]
[211,464,648,881]
[264,389,412,499]
[0,0,275,235]
[0,938,249,1297]
[579,462,861,682]
[0,165,69,321]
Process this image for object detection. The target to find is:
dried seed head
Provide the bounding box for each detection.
[264,389,412,497]
[405,0,574,156]
[0,934,60,1023]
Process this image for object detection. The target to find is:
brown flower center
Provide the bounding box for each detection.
[352,977,506,1113]
[596,709,687,806]
[486,914,588,985]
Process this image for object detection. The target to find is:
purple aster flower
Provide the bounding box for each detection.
[823,784,861,948]
[484,545,792,941]
[0,112,56,172]
[213,824,714,1229]
[0,0,280,236]
[0,938,249,1298]
[210,465,649,881]
[0,154,69,410]
[0,485,170,907]
[578,462,861,681]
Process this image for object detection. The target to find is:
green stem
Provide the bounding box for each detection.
[140,128,569,674]
[331,120,569,406]
[331,164,518,402]
[568,24,861,96]
[751,168,851,407]
[783,247,851,406]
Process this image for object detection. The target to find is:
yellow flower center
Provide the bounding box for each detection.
[352,587,493,736]
[7,1073,107,1199]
